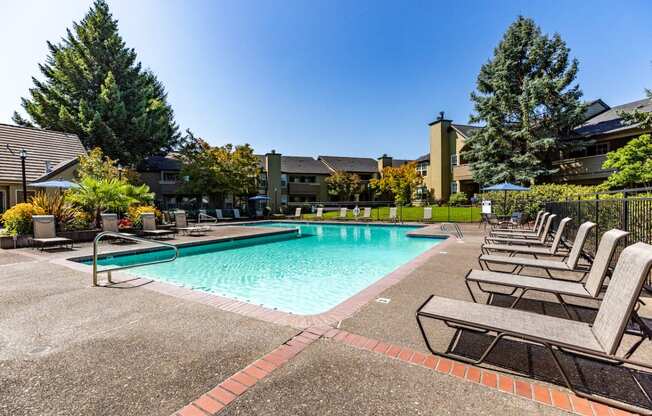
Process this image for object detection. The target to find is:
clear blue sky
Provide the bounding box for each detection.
[1,0,651,159]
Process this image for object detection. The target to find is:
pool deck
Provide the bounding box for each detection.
[2,221,651,415]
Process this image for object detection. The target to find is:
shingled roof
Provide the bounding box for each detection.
[139,155,182,172]
[574,97,652,137]
[0,123,86,183]
[318,155,379,173]
[451,124,481,138]
[281,156,331,174]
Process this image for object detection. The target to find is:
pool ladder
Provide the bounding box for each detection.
[439,223,464,240]
[92,231,179,286]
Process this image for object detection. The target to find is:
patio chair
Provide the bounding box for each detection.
[314,207,324,220]
[388,207,398,223]
[289,207,302,219]
[481,218,580,258]
[215,209,225,220]
[100,213,135,243]
[174,211,209,236]
[416,242,652,415]
[480,225,626,281]
[198,209,218,224]
[469,230,630,316]
[423,207,433,223]
[233,209,249,220]
[141,212,175,239]
[484,214,559,246]
[489,212,548,238]
[359,207,372,221]
[31,215,73,250]
[481,220,594,258]
[337,207,348,220]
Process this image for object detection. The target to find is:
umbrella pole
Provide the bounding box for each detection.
[504,190,507,216]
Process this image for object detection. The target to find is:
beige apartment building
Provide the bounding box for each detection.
[417,97,652,201]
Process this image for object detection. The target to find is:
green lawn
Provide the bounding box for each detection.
[301,206,481,223]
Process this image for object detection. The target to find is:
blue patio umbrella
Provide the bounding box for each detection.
[482,182,530,215]
[249,195,271,201]
[29,179,79,189]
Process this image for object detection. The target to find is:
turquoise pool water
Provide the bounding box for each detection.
[88,222,443,314]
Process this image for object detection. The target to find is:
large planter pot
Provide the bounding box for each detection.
[0,235,31,249]
[58,229,100,243]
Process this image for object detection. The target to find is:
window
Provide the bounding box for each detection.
[15,189,36,203]
[0,190,5,213]
[450,154,458,167]
[281,194,288,204]
[281,174,288,188]
[259,173,267,189]
[588,143,609,156]
[160,171,179,183]
[416,162,428,177]
[450,182,458,194]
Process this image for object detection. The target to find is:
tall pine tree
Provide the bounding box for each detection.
[463,16,586,186]
[13,0,180,165]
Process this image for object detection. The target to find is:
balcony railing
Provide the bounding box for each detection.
[552,154,613,182]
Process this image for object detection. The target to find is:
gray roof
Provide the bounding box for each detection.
[281,156,331,174]
[318,155,379,173]
[574,98,652,137]
[451,124,482,138]
[139,155,182,172]
[33,157,80,182]
[416,153,430,163]
[391,159,413,167]
[0,123,86,183]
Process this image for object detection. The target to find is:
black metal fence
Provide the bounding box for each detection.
[544,187,652,260]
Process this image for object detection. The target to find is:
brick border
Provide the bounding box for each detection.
[322,328,637,416]
[171,327,328,416]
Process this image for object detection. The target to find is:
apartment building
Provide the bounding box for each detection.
[418,97,652,201]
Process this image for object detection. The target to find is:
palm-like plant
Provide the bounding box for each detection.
[66,177,153,228]
[29,191,78,229]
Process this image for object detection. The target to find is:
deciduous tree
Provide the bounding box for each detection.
[370,162,422,205]
[325,171,362,201]
[601,134,652,189]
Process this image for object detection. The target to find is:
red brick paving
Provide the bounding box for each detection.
[173,326,638,416]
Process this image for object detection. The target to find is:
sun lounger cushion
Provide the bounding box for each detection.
[420,296,602,351]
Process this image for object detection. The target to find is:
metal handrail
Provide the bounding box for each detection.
[440,222,464,240]
[92,231,179,286]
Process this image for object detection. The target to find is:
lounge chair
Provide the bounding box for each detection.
[388,207,398,223]
[416,242,652,415]
[314,207,324,220]
[481,220,594,258]
[469,229,630,315]
[423,207,433,223]
[141,212,175,239]
[100,213,135,243]
[337,207,348,220]
[31,215,73,250]
[174,211,209,236]
[359,207,372,221]
[289,207,302,219]
[198,209,219,224]
[233,209,248,221]
[484,214,558,246]
[489,212,548,237]
[479,225,626,280]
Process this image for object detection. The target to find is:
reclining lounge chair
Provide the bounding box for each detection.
[100,213,135,243]
[489,211,548,238]
[31,215,74,250]
[484,214,559,246]
[416,242,652,415]
[174,211,209,236]
[478,227,626,279]
[468,229,630,316]
[141,212,175,239]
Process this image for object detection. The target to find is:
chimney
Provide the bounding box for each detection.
[377,153,393,172]
[265,150,282,212]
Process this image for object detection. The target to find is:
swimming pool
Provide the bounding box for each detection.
[87,222,444,315]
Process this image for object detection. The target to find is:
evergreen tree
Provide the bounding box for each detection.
[463,16,586,186]
[13,0,179,165]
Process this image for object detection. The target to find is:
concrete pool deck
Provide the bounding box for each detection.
[1,221,651,415]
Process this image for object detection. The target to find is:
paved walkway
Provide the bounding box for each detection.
[1,222,650,415]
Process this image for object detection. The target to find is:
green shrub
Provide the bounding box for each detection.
[448,192,468,207]
[0,203,46,236]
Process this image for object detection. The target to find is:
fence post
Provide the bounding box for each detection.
[623,191,629,243]
[447,205,451,222]
[595,194,599,251]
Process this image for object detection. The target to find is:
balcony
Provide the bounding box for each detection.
[288,182,321,194]
[552,154,613,182]
[452,164,473,181]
